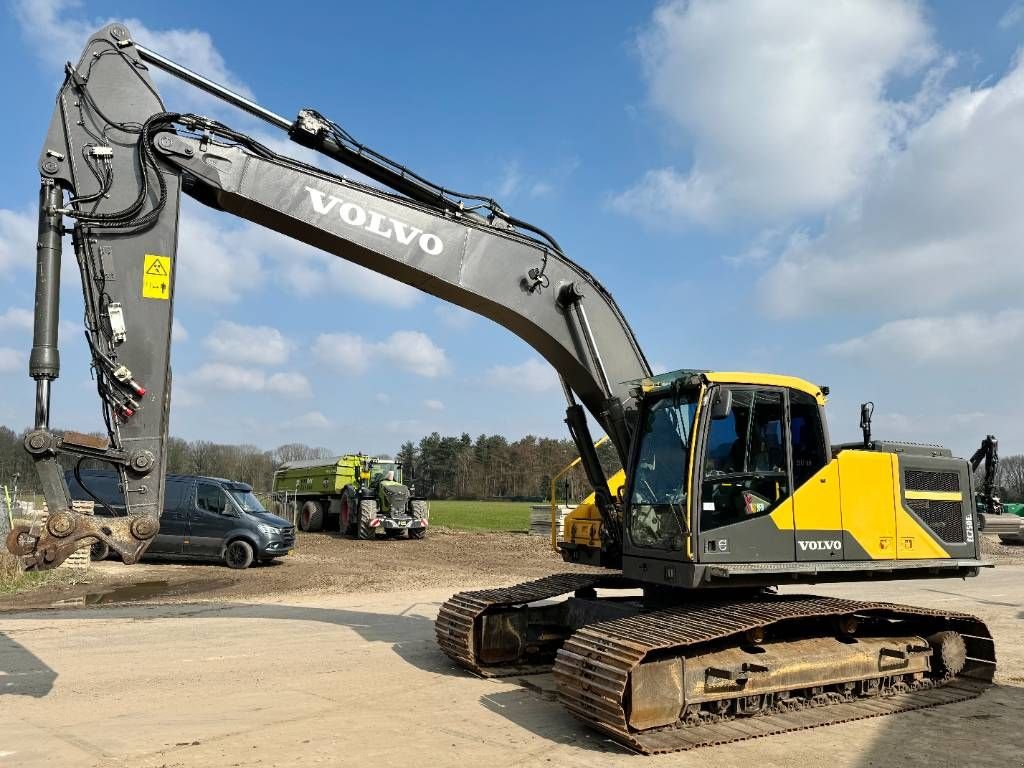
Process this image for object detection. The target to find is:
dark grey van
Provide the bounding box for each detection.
[66,470,296,569]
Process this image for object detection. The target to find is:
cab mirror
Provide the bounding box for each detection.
[710,389,733,420]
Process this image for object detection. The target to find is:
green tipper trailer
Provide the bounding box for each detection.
[273,455,428,539]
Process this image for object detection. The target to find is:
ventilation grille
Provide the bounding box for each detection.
[905,470,960,493]
[907,499,965,543]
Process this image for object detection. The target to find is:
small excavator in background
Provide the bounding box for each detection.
[8,25,997,754]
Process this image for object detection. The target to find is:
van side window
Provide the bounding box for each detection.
[790,390,828,488]
[196,483,228,514]
[164,480,189,511]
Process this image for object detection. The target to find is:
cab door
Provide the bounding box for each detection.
[187,482,234,557]
[789,389,844,562]
[697,387,795,563]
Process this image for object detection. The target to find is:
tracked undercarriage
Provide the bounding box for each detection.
[435,574,995,754]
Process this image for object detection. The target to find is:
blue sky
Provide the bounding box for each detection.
[1,0,1022,457]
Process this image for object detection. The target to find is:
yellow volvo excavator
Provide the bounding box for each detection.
[9,25,996,755]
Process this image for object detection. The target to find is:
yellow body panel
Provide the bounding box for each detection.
[561,469,626,548]
[890,454,950,560]
[770,460,841,533]
[770,451,950,560]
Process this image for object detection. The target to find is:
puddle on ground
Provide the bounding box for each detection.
[52,578,231,607]
[54,580,171,606]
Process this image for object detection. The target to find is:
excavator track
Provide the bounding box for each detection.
[554,595,995,754]
[435,573,628,676]
[436,579,995,754]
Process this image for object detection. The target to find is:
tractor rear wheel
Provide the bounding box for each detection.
[299,500,324,532]
[357,499,378,540]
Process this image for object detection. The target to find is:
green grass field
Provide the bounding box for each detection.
[428,500,532,532]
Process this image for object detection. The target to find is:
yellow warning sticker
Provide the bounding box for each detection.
[142,254,172,300]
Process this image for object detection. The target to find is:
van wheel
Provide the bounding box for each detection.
[90,540,110,561]
[299,501,324,532]
[224,540,254,569]
[357,499,378,540]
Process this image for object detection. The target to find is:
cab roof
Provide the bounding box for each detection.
[632,369,827,405]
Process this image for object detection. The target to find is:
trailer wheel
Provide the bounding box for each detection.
[340,489,358,536]
[357,499,378,540]
[299,500,324,532]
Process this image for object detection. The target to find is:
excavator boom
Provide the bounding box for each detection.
[10,24,647,570]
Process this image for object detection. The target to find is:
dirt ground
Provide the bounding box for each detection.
[0,527,600,611]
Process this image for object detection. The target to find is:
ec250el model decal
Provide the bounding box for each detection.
[304,186,445,256]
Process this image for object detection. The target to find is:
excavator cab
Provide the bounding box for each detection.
[561,369,986,588]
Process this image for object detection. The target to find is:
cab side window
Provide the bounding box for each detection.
[700,389,790,532]
[196,483,228,514]
[789,389,828,488]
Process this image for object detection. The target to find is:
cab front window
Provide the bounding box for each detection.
[628,390,699,551]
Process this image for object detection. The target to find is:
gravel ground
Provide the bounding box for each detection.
[980,531,1024,564]
[1,529,1019,612]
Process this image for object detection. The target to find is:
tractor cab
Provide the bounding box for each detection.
[358,457,404,487]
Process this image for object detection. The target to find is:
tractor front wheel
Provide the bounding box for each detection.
[357,499,378,540]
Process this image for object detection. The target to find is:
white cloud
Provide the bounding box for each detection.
[0,307,33,332]
[1000,2,1024,29]
[172,318,189,343]
[190,363,310,399]
[484,358,558,393]
[260,228,421,309]
[193,363,266,392]
[758,52,1024,317]
[424,399,444,411]
[313,330,449,378]
[0,347,25,374]
[828,310,1024,366]
[374,393,390,404]
[13,0,253,114]
[177,201,266,303]
[287,411,332,429]
[497,162,523,197]
[311,332,373,375]
[204,321,290,366]
[385,331,450,377]
[267,372,312,398]
[611,0,934,225]
[0,208,36,276]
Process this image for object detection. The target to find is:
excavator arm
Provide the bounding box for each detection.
[8,24,649,570]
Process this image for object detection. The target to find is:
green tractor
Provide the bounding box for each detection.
[273,455,429,539]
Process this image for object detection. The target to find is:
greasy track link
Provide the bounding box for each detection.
[435,573,616,677]
[553,595,995,754]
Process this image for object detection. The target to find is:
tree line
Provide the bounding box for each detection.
[0,424,617,503]
[3,423,1021,504]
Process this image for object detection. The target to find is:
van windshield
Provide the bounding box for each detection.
[228,490,266,513]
